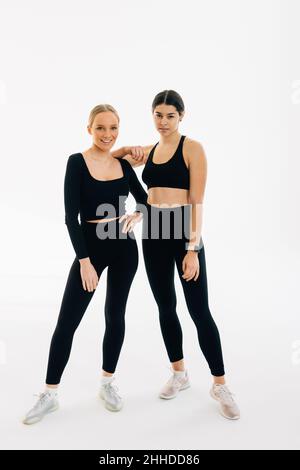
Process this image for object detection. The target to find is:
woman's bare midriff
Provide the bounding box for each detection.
[86,216,121,223]
[86,188,189,223]
[147,187,190,207]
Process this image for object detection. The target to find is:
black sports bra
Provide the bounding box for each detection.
[142,135,189,190]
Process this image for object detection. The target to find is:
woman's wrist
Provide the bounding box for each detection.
[79,257,91,266]
[111,146,128,159]
[185,242,200,253]
[123,146,131,155]
[186,250,198,256]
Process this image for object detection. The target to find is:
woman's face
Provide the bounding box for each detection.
[153,104,182,137]
[88,112,119,151]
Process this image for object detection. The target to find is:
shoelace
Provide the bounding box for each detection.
[102,379,122,401]
[166,366,186,388]
[170,377,185,388]
[32,392,51,410]
[214,385,235,405]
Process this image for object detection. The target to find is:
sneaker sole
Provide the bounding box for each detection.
[22,403,59,425]
[159,382,191,400]
[209,389,240,420]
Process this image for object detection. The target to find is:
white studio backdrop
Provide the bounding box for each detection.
[0,0,299,450]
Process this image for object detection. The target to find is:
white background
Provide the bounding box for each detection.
[0,0,299,450]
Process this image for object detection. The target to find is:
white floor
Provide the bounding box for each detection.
[1,243,299,450]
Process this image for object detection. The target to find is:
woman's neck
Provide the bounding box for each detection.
[159,131,181,146]
[84,144,112,162]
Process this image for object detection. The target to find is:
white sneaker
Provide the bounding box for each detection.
[99,378,123,412]
[23,392,59,425]
[210,384,240,420]
[159,370,190,399]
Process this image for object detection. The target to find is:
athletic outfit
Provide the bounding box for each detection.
[141,135,225,377]
[45,154,148,384]
[24,140,239,424]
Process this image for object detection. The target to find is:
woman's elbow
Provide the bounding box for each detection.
[188,194,204,205]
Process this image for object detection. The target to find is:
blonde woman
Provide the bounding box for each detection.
[23,105,147,424]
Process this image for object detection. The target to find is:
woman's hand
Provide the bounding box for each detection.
[125,146,146,164]
[182,252,200,282]
[119,211,143,233]
[79,258,99,292]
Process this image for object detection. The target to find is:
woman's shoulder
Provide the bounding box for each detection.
[66,152,85,168]
[65,153,85,178]
[117,156,133,172]
[68,152,84,162]
[183,137,206,161]
[183,136,205,152]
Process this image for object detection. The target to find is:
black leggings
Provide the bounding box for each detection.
[46,219,138,384]
[142,205,225,377]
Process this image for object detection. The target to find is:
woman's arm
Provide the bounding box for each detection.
[185,139,207,251]
[64,155,99,291]
[64,155,89,260]
[122,159,148,210]
[118,159,149,233]
[111,146,128,159]
[112,145,154,167]
[180,139,207,282]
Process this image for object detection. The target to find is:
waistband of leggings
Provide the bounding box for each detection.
[144,203,191,214]
[81,217,136,242]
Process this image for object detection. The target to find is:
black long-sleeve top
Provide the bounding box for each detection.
[64,153,148,259]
